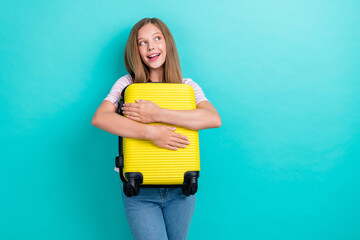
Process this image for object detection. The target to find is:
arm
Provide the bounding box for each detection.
[123,100,221,131]
[91,100,190,150]
[157,101,221,130]
[92,100,152,139]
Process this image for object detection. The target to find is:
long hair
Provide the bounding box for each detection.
[124,18,183,83]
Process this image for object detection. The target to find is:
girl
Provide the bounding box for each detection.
[92,18,221,240]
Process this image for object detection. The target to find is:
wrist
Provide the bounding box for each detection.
[144,124,156,140]
[156,108,165,123]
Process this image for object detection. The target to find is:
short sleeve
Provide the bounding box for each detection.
[104,74,132,109]
[183,78,209,105]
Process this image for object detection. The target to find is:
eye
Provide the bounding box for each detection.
[138,41,146,46]
[155,36,161,41]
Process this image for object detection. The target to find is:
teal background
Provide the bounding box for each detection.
[1,0,359,239]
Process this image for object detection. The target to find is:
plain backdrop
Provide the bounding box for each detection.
[1,0,359,239]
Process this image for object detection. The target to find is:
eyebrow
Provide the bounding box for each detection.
[137,32,163,41]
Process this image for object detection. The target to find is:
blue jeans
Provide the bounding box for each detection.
[121,185,196,240]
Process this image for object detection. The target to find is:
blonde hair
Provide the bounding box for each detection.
[124,18,182,83]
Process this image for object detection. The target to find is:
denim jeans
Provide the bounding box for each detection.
[121,185,196,240]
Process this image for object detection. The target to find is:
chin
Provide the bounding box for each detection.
[147,62,165,70]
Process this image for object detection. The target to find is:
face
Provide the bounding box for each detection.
[137,23,167,71]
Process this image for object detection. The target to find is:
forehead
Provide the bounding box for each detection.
[137,23,163,40]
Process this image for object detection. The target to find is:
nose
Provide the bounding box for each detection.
[148,42,155,51]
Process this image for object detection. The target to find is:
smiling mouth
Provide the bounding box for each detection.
[147,53,161,62]
[148,53,160,59]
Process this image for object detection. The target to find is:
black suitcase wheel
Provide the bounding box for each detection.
[182,184,190,196]
[182,177,198,196]
[189,177,198,195]
[123,178,140,197]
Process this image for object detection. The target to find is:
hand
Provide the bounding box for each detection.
[148,125,190,150]
[122,100,161,123]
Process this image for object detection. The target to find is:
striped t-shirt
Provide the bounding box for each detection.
[103,74,209,172]
[104,74,209,108]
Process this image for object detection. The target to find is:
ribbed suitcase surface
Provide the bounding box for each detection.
[122,83,200,185]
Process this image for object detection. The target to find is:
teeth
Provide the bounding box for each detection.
[149,53,160,58]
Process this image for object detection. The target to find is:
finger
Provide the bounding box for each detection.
[122,106,138,111]
[127,115,141,122]
[136,99,146,103]
[165,126,176,131]
[124,103,139,108]
[123,109,140,116]
[172,138,190,145]
[124,111,140,117]
[165,144,178,151]
[169,141,188,148]
[173,132,189,141]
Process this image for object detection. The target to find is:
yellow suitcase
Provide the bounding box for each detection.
[115,83,200,197]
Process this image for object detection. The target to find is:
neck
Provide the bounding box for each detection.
[149,67,164,82]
